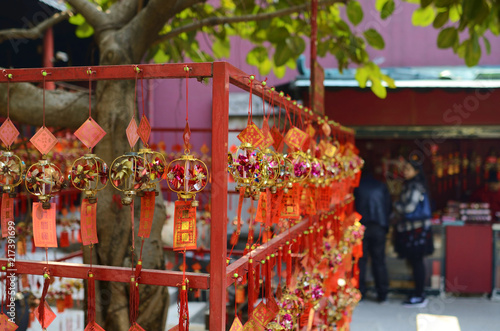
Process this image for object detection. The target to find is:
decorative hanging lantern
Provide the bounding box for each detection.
[228,76,269,200]
[70,68,108,204]
[308,157,325,186]
[285,151,311,184]
[228,142,265,199]
[0,72,25,197]
[260,147,281,193]
[0,151,24,197]
[166,152,208,207]
[166,66,208,207]
[70,154,107,203]
[25,159,65,209]
[137,147,166,196]
[27,70,65,209]
[109,152,150,205]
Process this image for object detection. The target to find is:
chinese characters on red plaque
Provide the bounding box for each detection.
[138,191,155,238]
[80,199,98,246]
[173,200,197,251]
[1,194,13,238]
[237,123,265,147]
[32,203,57,247]
[284,127,308,151]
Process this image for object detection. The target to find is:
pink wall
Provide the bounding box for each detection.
[149,1,500,152]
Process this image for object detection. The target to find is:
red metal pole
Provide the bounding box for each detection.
[210,62,230,330]
[310,0,318,109]
[43,27,55,90]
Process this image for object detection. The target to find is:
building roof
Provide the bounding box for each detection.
[39,0,66,11]
[293,56,500,89]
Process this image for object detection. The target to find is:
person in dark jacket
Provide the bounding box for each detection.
[394,157,434,308]
[354,161,391,303]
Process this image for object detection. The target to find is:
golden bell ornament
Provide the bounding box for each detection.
[0,151,25,197]
[109,152,151,205]
[69,154,108,204]
[166,152,208,207]
[25,158,65,209]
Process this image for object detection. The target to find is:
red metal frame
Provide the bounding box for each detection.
[0,62,330,330]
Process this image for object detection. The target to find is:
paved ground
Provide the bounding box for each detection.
[351,294,500,331]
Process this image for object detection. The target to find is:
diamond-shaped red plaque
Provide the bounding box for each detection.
[128,323,145,331]
[85,321,105,331]
[229,317,243,331]
[270,126,284,152]
[0,313,18,331]
[74,118,106,149]
[137,115,151,145]
[284,126,308,151]
[35,301,56,329]
[126,118,139,149]
[30,127,58,155]
[0,119,19,148]
[237,122,265,147]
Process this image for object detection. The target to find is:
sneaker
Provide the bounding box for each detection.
[403,297,428,308]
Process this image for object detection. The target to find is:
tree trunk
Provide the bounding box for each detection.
[82,30,169,331]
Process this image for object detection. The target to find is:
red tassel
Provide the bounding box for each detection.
[266,258,272,301]
[254,263,260,300]
[31,236,36,253]
[60,231,70,247]
[286,243,292,287]
[38,270,51,328]
[87,272,95,323]
[248,259,254,316]
[179,281,189,331]
[277,248,282,286]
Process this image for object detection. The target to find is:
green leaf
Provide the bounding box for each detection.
[355,67,369,88]
[433,11,449,28]
[75,22,94,38]
[153,48,170,63]
[437,27,458,48]
[420,0,433,8]
[363,28,385,50]
[258,58,272,76]
[434,0,454,7]
[273,65,286,79]
[483,36,491,55]
[347,1,363,26]
[375,0,388,12]
[69,13,85,25]
[381,74,396,89]
[212,38,230,58]
[412,6,436,26]
[267,27,290,43]
[381,0,395,19]
[465,37,481,67]
[370,77,387,99]
[246,46,268,66]
[449,5,460,22]
[285,36,306,56]
[273,42,291,67]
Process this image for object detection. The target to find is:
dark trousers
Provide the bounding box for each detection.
[359,223,389,300]
[407,255,425,297]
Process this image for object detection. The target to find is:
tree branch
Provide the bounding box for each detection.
[66,0,108,30]
[0,11,71,44]
[154,0,346,45]
[108,0,139,26]
[120,0,205,62]
[0,82,92,129]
